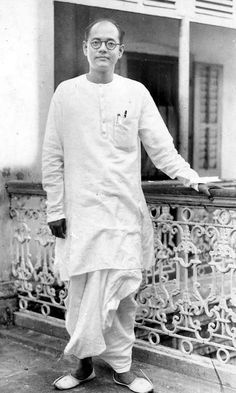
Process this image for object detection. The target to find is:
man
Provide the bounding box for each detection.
[42,18,217,392]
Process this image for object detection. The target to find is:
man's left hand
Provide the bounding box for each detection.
[198,183,224,198]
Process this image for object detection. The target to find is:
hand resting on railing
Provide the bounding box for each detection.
[198,182,225,198]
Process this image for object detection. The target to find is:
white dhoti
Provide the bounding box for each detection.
[64,269,142,372]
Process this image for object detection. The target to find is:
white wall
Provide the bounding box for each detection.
[0,0,54,177]
[0,0,54,281]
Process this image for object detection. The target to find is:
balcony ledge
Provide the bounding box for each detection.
[6,179,236,208]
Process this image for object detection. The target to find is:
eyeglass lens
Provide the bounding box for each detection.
[90,39,119,50]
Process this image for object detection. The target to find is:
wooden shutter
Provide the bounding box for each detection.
[116,0,138,2]
[193,63,222,176]
[143,0,176,9]
[195,0,234,18]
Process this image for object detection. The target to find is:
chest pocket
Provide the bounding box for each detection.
[113,117,138,152]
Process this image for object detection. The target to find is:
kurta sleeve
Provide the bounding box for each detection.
[42,89,65,223]
[138,87,201,189]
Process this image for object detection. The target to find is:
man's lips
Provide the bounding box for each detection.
[96,57,109,60]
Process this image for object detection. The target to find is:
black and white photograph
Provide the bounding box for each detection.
[1,1,236,392]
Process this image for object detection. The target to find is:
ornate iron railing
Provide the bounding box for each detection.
[6,180,236,363]
[7,182,67,320]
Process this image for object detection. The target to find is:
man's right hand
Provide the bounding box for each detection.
[48,218,66,239]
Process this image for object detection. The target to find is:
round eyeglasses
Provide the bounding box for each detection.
[90,39,121,51]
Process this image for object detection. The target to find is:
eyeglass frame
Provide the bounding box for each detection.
[89,38,122,51]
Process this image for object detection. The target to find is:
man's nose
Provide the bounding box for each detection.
[98,42,107,51]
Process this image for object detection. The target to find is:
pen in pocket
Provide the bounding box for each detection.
[116,111,128,125]
[116,113,121,125]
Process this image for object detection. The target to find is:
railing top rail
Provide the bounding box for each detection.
[142,180,236,208]
[6,181,46,196]
[5,180,236,208]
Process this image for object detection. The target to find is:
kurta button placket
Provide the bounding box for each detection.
[99,85,107,138]
[101,124,107,138]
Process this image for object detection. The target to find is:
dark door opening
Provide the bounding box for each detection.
[127,53,179,180]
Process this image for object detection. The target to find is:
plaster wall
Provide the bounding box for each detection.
[0,0,54,281]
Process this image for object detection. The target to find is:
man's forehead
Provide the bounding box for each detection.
[89,21,119,39]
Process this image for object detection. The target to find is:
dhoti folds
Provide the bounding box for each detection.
[64,269,142,372]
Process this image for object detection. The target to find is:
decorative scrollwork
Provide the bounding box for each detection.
[10,193,67,320]
[137,202,236,364]
[180,339,193,354]
[9,190,236,364]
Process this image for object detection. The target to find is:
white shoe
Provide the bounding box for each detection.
[52,369,96,390]
[113,372,154,393]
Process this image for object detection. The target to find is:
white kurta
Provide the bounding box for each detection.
[42,74,201,280]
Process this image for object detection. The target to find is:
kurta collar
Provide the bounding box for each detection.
[80,73,119,88]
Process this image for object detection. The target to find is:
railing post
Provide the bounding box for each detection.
[178,16,190,160]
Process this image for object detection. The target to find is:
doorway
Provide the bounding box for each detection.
[127,53,179,180]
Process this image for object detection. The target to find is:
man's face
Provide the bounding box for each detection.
[83,21,124,73]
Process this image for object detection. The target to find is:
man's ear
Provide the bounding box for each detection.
[83,41,88,56]
[118,44,124,59]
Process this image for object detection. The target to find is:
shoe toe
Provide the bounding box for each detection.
[53,374,80,390]
[129,377,153,393]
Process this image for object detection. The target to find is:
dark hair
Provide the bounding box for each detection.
[84,18,125,44]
